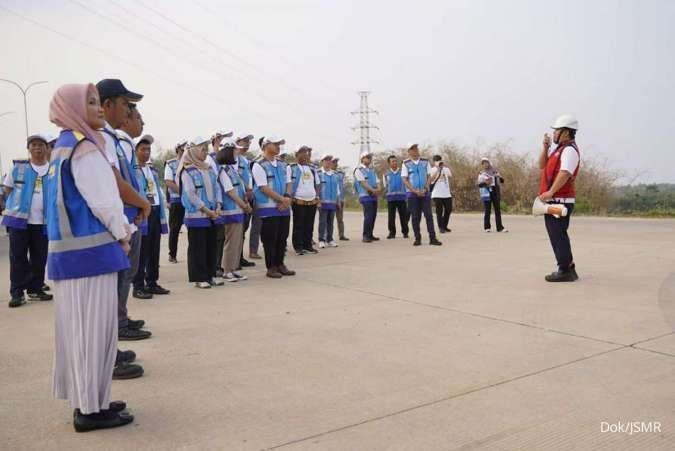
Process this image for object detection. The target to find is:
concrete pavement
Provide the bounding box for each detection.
[0,212,673,450]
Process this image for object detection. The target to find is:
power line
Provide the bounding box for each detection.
[351,91,379,156]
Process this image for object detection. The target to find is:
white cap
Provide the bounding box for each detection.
[219,137,243,150]
[176,138,188,148]
[135,134,154,147]
[26,134,48,145]
[360,151,372,160]
[551,114,579,130]
[320,154,333,161]
[43,133,57,144]
[188,136,210,147]
[261,135,286,146]
[235,132,254,142]
[211,129,233,140]
[480,156,490,163]
[406,142,419,150]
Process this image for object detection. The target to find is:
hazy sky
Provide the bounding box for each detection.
[1,0,673,183]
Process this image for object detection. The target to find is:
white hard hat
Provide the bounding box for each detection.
[551,114,579,130]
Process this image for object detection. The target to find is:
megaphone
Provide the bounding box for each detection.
[532,197,567,218]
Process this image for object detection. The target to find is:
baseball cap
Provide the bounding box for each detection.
[261,135,286,146]
[320,154,333,161]
[480,156,490,162]
[135,134,154,147]
[188,136,210,147]
[360,152,372,160]
[331,157,340,162]
[219,137,243,150]
[176,139,188,149]
[96,79,143,102]
[26,134,48,146]
[235,132,254,142]
[211,130,233,140]
[407,142,419,150]
[43,133,57,144]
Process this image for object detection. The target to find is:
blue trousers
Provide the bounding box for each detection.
[407,195,436,241]
[361,200,378,239]
[319,208,336,242]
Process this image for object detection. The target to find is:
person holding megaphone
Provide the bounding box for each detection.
[537,114,581,282]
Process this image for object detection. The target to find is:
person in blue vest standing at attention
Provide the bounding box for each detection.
[288,145,321,255]
[132,134,170,298]
[538,114,581,282]
[164,139,186,263]
[383,155,409,239]
[401,143,442,246]
[252,136,295,278]
[354,152,381,243]
[216,138,253,282]
[3,134,53,307]
[48,83,134,432]
[318,154,340,248]
[234,132,256,269]
[96,79,152,348]
[332,157,349,241]
[178,137,224,289]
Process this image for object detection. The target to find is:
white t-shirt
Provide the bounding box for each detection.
[252,159,277,187]
[140,166,160,206]
[287,164,319,201]
[353,164,370,183]
[218,168,234,192]
[101,123,121,170]
[549,147,580,174]
[206,154,219,175]
[400,159,433,178]
[430,166,452,198]
[4,162,50,224]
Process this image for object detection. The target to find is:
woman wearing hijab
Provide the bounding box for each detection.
[177,137,223,288]
[477,157,507,233]
[48,84,134,432]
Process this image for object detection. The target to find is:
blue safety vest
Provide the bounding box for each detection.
[1,159,47,229]
[384,170,406,202]
[253,159,290,218]
[353,166,378,203]
[101,128,141,222]
[180,165,219,227]
[165,158,181,204]
[217,165,245,224]
[336,170,346,202]
[319,170,338,210]
[403,159,430,198]
[237,155,252,189]
[136,165,169,235]
[46,130,130,280]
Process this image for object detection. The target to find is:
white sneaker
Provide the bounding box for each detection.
[210,277,225,286]
[327,241,338,247]
[232,271,248,281]
[195,281,211,289]
[484,229,491,233]
[223,273,239,282]
[319,241,326,248]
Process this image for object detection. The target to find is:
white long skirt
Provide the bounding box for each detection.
[52,272,118,414]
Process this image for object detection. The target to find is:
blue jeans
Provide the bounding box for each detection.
[319,208,336,242]
[361,200,378,239]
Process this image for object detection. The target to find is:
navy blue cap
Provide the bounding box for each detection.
[96,79,143,102]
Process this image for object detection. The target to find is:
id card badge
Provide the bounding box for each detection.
[146,194,156,204]
[34,177,43,194]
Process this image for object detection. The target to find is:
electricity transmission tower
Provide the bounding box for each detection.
[351,91,379,156]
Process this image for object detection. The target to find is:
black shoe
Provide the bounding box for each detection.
[27,291,53,301]
[295,248,306,255]
[75,400,127,419]
[73,409,134,432]
[444,228,452,233]
[127,319,145,330]
[42,284,51,292]
[403,234,409,239]
[116,349,136,364]
[146,285,170,295]
[386,234,395,239]
[372,236,380,241]
[303,248,318,254]
[240,258,255,268]
[112,361,144,380]
[132,289,153,300]
[8,295,26,308]
[545,270,576,282]
[430,238,442,246]
[413,239,421,246]
[168,256,178,264]
[339,236,350,241]
[118,327,151,341]
[439,229,446,234]
[362,238,373,243]
[278,265,296,276]
[570,264,579,281]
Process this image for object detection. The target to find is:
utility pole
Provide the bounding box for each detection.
[0,79,48,139]
[0,111,16,178]
[351,91,379,158]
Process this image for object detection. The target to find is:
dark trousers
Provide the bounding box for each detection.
[118,230,141,328]
[361,200,378,239]
[336,201,346,238]
[261,215,290,269]
[433,197,453,230]
[134,206,161,290]
[187,225,217,283]
[483,190,504,231]
[8,225,48,297]
[291,203,316,251]
[544,203,575,271]
[387,200,409,236]
[168,202,184,259]
[215,224,226,271]
[407,196,436,241]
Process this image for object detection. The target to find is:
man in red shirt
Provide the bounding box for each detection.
[538,114,581,282]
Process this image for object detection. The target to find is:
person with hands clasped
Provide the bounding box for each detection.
[353,152,381,243]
